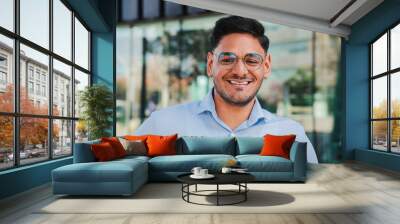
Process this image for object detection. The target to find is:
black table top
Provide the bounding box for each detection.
[177,172,255,185]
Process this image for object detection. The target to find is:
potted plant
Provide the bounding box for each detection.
[79,84,113,140]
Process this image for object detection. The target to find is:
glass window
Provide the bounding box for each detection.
[391,24,400,70]
[0,116,13,170]
[19,117,49,165]
[20,0,49,49]
[372,121,388,151]
[391,120,400,153]
[372,33,387,76]
[74,69,89,118]
[53,59,72,117]
[0,34,14,113]
[53,0,72,60]
[372,77,387,119]
[74,18,89,70]
[0,0,14,31]
[53,119,72,158]
[28,81,33,93]
[75,120,88,143]
[20,44,49,115]
[391,72,400,118]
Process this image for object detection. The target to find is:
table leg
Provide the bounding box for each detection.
[217,184,219,206]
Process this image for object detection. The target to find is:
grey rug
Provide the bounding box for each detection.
[37,183,362,214]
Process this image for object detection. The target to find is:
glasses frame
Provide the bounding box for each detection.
[212,51,266,72]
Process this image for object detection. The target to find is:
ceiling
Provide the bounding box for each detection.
[165,0,384,38]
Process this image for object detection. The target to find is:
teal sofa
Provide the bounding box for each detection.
[52,136,307,196]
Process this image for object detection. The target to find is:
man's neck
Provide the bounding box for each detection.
[213,90,255,131]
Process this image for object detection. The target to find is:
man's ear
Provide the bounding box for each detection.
[263,53,271,79]
[207,52,214,78]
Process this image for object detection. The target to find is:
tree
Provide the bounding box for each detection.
[0,84,59,151]
[79,84,113,140]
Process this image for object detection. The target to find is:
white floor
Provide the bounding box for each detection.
[1,162,400,224]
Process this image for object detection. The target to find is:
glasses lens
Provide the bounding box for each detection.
[217,52,237,65]
[244,53,263,68]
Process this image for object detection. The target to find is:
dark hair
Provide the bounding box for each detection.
[210,16,270,53]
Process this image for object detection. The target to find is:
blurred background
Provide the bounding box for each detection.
[116,0,342,163]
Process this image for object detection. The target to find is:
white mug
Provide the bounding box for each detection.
[221,167,232,174]
[200,169,208,176]
[191,167,202,176]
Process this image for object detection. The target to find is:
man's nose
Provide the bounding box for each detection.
[231,58,248,76]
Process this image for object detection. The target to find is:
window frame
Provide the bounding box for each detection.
[369,20,400,154]
[0,0,92,171]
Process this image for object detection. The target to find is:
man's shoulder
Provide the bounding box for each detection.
[150,100,201,118]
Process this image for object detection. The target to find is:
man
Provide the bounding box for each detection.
[135,16,318,163]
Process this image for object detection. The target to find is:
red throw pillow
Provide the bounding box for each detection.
[259,134,296,159]
[124,135,149,141]
[91,142,117,161]
[101,137,126,158]
[146,134,178,157]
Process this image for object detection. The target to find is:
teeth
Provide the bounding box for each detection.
[228,80,250,85]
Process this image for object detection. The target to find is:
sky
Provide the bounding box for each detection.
[0,0,89,70]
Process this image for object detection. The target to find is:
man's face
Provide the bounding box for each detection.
[207,33,271,106]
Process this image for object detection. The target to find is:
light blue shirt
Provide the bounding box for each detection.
[135,89,318,163]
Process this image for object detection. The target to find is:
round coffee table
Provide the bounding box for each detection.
[177,172,255,206]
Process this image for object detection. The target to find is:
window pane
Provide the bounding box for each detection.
[53,59,72,117]
[391,72,400,118]
[372,33,387,76]
[0,34,14,112]
[74,69,89,118]
[53,0,72,60]
[53,119,72,157]
[0,116,13,170]
[372,77,387,119]
[20,0,49,49]
[74,18,89,70]
[372,121,388,151]
[20,44,49,115]
[75,120,88,143]
[391,24,400,70]
[20,117,49,165]
[0,0,14,31]
[391,120,400,153]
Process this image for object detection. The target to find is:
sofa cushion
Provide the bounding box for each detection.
[52,158,147,183]
[236,155,293,172]
[177,136,236,155]
[73,139,100,163]
[236,137,263,155]
[148,154,235,172]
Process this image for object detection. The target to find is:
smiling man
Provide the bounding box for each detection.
[135,16,318,163]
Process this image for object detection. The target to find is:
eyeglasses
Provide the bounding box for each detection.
[214,52,265,71]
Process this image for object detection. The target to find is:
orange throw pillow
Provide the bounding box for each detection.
[101,137,127,158]
[260,134,296,159]
[91,142,117,161]
[124,135,149,141]
[146,134,178,157]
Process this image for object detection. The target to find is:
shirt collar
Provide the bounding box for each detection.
[197,88,267,125]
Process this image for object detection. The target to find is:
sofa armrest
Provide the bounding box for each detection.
[73,140,100,163]
[289,141,307,181]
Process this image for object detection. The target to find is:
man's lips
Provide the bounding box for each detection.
[226,79,254,86]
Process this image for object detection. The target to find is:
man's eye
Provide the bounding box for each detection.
[245,59,260,65]
[220,57,235,64]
